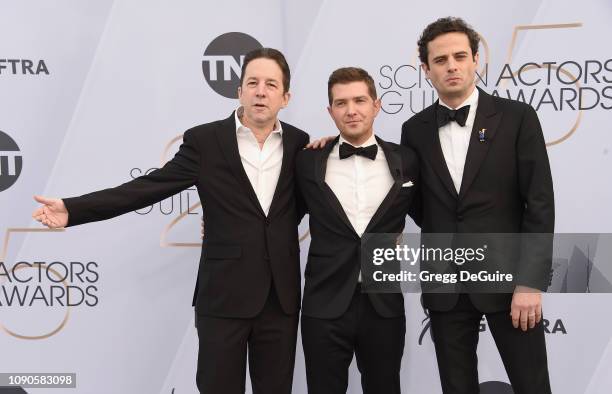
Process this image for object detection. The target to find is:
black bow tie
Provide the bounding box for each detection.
[339,142,378,160]
[437,104,470,128]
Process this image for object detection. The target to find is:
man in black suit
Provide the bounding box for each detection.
[296,67,419,394]
[32,48,309,394]
[401,18,554,394]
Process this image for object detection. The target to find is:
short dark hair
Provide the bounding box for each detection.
[240,47,290,93]
[327,67,377,105]
[418,17,480,66]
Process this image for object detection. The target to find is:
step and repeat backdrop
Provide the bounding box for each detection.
[1,0,611,393]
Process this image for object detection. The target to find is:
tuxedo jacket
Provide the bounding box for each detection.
[401,87,555,313]
[64,112,309,318]
[295,136,420,319]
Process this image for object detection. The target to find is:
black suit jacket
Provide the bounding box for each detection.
[295,136,419,319]
[401,87,555,313]
[64,112,309,318]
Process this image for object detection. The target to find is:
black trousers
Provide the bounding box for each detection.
[301,288,406,394]
[195,285,298,394]
[429,294,551,394]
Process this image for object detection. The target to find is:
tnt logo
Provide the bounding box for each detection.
[0,130,22,192]
[202,32,262,98]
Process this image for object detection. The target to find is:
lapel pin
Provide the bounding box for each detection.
[478,128,486,142]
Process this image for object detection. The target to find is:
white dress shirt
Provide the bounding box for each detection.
[438,87,479,193]
[235,107,283,216]
[325,134,394,237]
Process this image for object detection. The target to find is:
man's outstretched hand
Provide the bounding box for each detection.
[304,135,335,149]
[32,195,69,228]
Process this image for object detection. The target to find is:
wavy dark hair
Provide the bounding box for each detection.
[418,17,480,66]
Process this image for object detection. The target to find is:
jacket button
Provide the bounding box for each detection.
[457,214,464,222]
[265,218,271,226]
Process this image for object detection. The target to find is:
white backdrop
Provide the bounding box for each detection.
[1,0,611,393]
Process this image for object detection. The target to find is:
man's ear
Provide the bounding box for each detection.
[373,98,382,117]
[282,91,291,108]
[421,62,430,79]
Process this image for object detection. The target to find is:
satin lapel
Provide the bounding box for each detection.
[314,136,359,238]
[424,103,458,199]
[215,112,265,217]
[458,88,502,200]
[268,123,294,218]
[363,137,403,234]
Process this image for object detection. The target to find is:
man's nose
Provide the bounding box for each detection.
[346,102,357,115]
[255,82,266,96]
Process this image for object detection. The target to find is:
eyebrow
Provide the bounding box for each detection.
[432,51,469,62]
[333,95,369,104]
[246,77,280,84]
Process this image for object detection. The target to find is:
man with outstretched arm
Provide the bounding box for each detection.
[33,48,309,394]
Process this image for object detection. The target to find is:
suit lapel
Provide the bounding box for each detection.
[363,137,403,234]
[458,88,502,199]
[315,136,359,238]
[422,103,459,199]
[215,112,265,217]
[267,122,294,218]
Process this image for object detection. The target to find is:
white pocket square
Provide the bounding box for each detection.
[402,181,414,188]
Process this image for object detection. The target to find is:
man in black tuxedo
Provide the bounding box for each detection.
[296,67,419,394]
[32,48,309,394]
[401,18,554,394]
